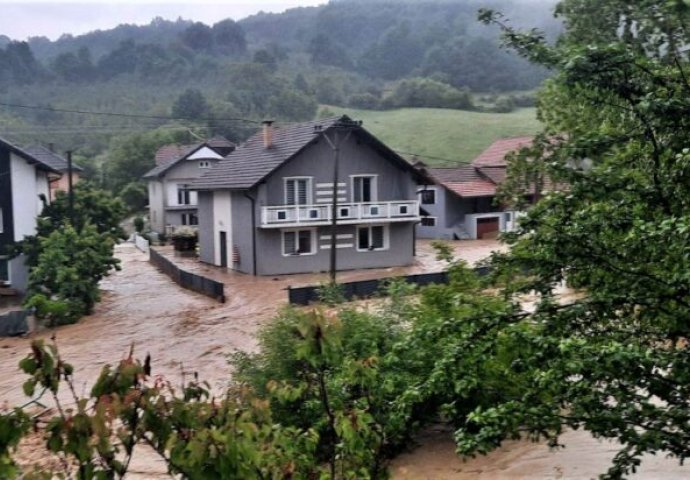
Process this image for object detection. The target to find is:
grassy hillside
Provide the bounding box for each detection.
[323,107,542,165]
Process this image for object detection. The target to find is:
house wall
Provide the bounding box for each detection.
[231,191,256,275]
[260,135,417,206]
[0,152,50,293]
[197,191,215,264]
[50,172,81,200]
[253,223,414,276]
[148,180,165,233]
[11,153,45,242]
[212,191,233,267]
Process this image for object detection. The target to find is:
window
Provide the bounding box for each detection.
[199,161,210,168]
[357,225,387,251]
[177,185,191,205]
[181,213,198,226]
[420,189,436,205]
[0,258,8,283]
[421,217,436,227]
[283,229,315,256]
[285,178,312,205]
[352,175,377,202]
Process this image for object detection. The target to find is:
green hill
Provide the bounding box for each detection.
[324,107,542,165]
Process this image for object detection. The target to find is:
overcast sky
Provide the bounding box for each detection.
[0,1,328,41]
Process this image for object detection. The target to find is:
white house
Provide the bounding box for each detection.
[0,136,59,294]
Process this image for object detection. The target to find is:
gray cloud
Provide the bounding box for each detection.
[0,1,326,40]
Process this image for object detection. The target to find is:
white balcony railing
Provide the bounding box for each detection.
[261,201,420,228]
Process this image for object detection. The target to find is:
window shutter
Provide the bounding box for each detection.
[298,230,312,254]
[286,181,296,205]
[358,227,369,250]
[297,180,308,205]
[284,231,296,254]
[372,226,384,249]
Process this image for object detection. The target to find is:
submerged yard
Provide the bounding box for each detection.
[2,239,688,478]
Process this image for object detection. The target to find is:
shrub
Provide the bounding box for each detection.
[133,216,145,233]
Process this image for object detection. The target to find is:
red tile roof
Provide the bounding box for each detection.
[444,180,497,198]
[471,136,533,167]
[154,144,197,166]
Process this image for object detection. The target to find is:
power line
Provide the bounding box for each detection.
[0,101,262,124]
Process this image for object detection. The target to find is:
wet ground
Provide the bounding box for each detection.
[6,238,686,478]
[0,239,503,407]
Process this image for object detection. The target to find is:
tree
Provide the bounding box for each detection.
[25,223,120,326]
[212,19,247,56]
[180,22,214,52]
[171,88,209,120]
[443,2,690,477]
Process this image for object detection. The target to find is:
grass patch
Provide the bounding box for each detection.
[321,106,541,165]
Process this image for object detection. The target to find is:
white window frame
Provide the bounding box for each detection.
[421,216,437,227]
[284,177,313,206]
[419,187,437,205]
[282,228,317,256]
[350,174,378,203]
[356,224,389,252]
[177,185,191,206]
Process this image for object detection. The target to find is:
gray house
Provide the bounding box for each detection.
[0,137,59,294]
[192,116,425,275]
[416,136,532,240]
[143,137,235,235]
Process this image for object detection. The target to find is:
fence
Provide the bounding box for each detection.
[0,310,32,337]
[134,234,150,254]
[149,248,225,302]
[287,266,491,306]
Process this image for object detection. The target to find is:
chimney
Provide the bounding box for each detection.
[262,120,274,149]
[48,142,55,153]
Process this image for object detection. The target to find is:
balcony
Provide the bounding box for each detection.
[261,201,420,228]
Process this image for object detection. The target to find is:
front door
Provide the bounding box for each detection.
[219,231,228,268]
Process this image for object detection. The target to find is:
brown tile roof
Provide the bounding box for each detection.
[425,165,501,198]
[471,136,533,167]
[444,180,497,198]
[193,117,341,190]
[154,144,197,166]
[477,166,506,184]
[192,116,423,191]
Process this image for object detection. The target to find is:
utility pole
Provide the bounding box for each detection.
[66,150,74,224]
[315,118,360,284]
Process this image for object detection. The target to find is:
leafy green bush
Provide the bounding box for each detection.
[382,77,474,110]
[25,223,120,326]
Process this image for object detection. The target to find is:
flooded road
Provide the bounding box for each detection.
[391,427,690,479]
[9,239,683,478]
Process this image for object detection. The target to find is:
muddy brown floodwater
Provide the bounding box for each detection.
[7,239,685,478]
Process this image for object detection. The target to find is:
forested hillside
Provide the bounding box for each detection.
[0,0,557,206]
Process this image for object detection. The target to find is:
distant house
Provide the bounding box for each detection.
[191,117,425,275]
[0,137,59,294]
[24,145,84,200]
[143,137,235,235]
[416,136,533,240]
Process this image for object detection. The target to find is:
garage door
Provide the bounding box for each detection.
[476,217,500,239]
